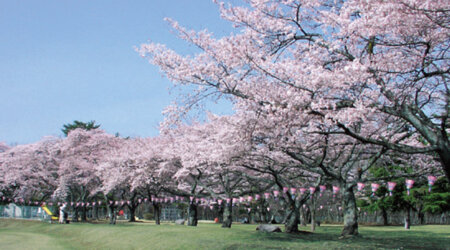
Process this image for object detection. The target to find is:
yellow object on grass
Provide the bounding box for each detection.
[41,205,59,220]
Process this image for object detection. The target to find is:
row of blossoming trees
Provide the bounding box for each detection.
[1,0,449,237]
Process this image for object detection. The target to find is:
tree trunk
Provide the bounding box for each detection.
[341,186,358,237]
[129,205,136,222]
[73,207,79,222]
[222,202,232,228]
[92,206,98,220]
[109,206,116,225]
[188,203,198,226]
[404,207,411,230]
[382,208,388,226]
[284,201,300,233]
[437,142,450,182]
[80,206,87,222]
[311,202,316,232]
[300,207,307,227]
[153,203,161,225]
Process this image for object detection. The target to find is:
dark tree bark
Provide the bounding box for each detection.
[381,208,388,226]
[405,207,411,230]
[222,202,232,228]
[80,206,87,222]
[92,206,98,220]
[341,186,358,237]
[109,205,117,225]
[311,198,317,232]
[284,200,300,233]
[128,205,136,222]
[153,203,161,225]
[188,203,198,226]
[300,207,307,227]
[72,207,79,222]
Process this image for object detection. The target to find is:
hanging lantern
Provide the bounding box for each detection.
[290,188,297,195]
[239,197,244,203]
[371,183,380,196]
[300,188,307,195]
[226,198,231,204]
[264,193,270,199]
[332,186,340,197]
[108,201,113,205]
[195,198,200,204]
[405,179,414,195]
[357,182,365,192]
[319,185,326,196]
[309,187,316,195]
[218,199,223,205]
[138,198,142,203]
[266,207,270,212]
[247,208,251,213]
[273,190,280,198]
[232,198,238,205]
[283,187,289,193]
[127,201,131,205]
[387,182,397,196]
[98,201,102,205]
[319,205,323,209]
[189,196,194,202]
[255,194,260,201]
[427,176,437,192]
[209,205,214,210]
[247,196,253,202]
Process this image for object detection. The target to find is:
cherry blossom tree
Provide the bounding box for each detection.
[0,137,61,203]
[55,128,123,222]
[139,0,449,180]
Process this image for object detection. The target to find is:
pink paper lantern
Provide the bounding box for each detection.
[144,198,148,203]
[189,196,194,202]
[319,205,323,209]
[427,176,437,192]
[247,208,251,212]
[255,194,260,201]
[267,207,270,212]
[273,190,280,197]
[127,201,131,205]
[387,182,397,196]
[357,182,365,192]
[309,187,316,195]
[98,201,102,205]
[371,183,380,196]
[319,185,326,196]
[218,199,223,205]
[239,197,244,203]
[283,187,289,193]
[195,198,200,204]
[264,193,270,199]
[226,198,231,204]
[232,198,238,205]
[109,201,113,205]
[290,188,297,194]
[138,199,142,203]
[405,179,414,195]
[209,205,214,210]
[247,196,253,202]
[299,188,306,195]
[332,186,340,197]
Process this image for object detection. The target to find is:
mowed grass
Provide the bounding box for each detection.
[0,219,449,250]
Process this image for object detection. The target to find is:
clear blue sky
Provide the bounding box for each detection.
[0,0,235,145]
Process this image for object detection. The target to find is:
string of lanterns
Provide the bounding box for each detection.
[0,176,439,208]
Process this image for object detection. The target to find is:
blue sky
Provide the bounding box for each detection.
[0,0,236,145]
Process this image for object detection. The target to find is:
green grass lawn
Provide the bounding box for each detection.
[0,219,448,250]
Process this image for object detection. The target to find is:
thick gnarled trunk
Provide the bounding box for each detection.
[341,186,358,237]
[284,201,299,233]
[222,202,232,228]
[188,203,198,226]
